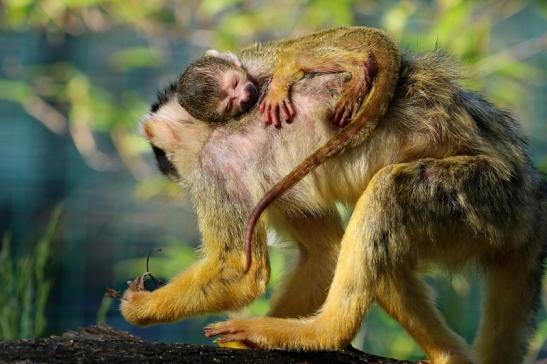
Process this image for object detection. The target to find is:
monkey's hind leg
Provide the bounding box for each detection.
[268,210,342,318]
[205,161,472,362]
[474,244,546,364]
[376,271,473,364]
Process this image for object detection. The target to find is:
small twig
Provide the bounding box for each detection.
[145,248,165,288]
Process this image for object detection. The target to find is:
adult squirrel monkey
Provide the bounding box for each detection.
[123,28,546,364]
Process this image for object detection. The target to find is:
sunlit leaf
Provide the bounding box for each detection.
[0,79,33,103]
[382,1,417,40]
[199,0,242,17]
[110,47,166,70]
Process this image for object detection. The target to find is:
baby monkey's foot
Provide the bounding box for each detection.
[332,57,377,127]
[331,95,363,127]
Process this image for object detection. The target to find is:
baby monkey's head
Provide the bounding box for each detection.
[177,56,259,123]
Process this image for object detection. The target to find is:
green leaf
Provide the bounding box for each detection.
[110,47,166,70]
[199,0,242,17]
[0,79,33,103]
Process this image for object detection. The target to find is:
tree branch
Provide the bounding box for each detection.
[0,326,418,363]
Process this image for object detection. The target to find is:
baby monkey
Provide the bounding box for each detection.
[177,27,385,128]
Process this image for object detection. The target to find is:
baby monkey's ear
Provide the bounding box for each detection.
[205,49,242,68]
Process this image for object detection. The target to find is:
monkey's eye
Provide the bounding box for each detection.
[233,77,239,88]
[226,99,233,113]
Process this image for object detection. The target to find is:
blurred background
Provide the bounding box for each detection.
[0,0,545,361]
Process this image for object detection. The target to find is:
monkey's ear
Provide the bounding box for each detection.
[141,118,181,151]
[205,49,242,68]
[139,99,193,150]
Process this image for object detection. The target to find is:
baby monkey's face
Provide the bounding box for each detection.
[216,68,258,119]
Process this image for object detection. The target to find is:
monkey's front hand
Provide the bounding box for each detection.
[259,81,296,128]
[205,319,274,349]
[120,275,155,326]
[204,317,324,350]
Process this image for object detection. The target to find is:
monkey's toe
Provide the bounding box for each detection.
[127,274,147,291]
[205,321,260,349]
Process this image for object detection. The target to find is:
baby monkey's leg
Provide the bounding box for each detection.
[261,47,373,128]
[297,48,375,127]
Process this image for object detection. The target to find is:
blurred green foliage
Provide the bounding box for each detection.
[0,0,544,174]
[0,207,61,340]
[0,0,545,361]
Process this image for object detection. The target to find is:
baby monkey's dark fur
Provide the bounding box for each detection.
[177,57,239,123]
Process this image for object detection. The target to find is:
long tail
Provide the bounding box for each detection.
[244,31,401,272]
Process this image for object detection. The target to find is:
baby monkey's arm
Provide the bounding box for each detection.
[261,45,376,128]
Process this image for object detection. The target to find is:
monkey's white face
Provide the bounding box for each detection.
[216,69,258,118]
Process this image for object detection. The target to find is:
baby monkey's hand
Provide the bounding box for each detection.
[205,49,242,68]
[259,81,296,128]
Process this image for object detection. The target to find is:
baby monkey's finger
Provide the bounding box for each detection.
[271,105,281,128]
[338,108,351,128]
[331,106,343,125]
[285,99,295,117]
[281,100,291,123]
[262,104,272,124]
